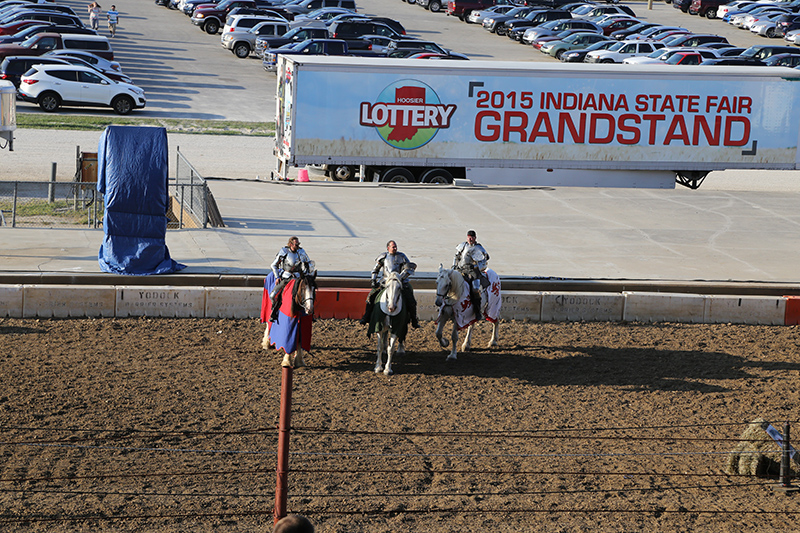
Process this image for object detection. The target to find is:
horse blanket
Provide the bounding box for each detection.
[260,271,312,354]
[445,269,501,331]
[368,294,409,343]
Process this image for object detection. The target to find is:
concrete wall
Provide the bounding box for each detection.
[0,285,794,325]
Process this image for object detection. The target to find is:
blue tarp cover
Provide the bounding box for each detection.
[97,126,185,275]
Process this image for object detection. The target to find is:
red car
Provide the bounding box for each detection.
[0,20,44,36]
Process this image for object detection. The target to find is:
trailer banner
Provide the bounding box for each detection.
[283,60,800,171]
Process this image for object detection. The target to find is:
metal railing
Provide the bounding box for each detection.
[173,147,209,229]
[0,148,214,229]
[0,181,102,228]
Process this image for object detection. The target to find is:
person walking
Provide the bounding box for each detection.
[106,5,119,37]
[87,2,101,31]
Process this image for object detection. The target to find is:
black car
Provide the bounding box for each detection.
[328,20,402,40]
[740,44,799,62]
[673,0,691,12]
[775,13,800,36]
[503,9,571,41]
[254,25,327,56]
[0,24,97,45]
[609,22,659,40]
[0,54,69,87]
[559,38,615,62]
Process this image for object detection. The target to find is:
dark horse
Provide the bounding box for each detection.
[261,270,317,368]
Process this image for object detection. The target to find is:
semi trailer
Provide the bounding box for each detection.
[272,56,800,189]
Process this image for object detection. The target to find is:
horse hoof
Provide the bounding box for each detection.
[383,369,393,376]
[374,366,382,373]
[438,339,449,348]
[446,354,457,362]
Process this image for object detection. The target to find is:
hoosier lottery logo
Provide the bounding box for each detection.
[359,80,457,150]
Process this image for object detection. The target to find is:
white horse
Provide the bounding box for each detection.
[434,264,500,361]
[261,271,317,368]
[370,272,408,376]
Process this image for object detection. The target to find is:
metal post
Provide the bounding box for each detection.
[274,365,293,525]
[49,162,56,203]
[774,421,798,494]
[202,184,208,229]
[12,181,17,228]
[179,184,185,229]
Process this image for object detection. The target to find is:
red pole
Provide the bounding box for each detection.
[274,365,293,525]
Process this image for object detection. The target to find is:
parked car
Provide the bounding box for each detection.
[0,32,113,62]
[739,44,799,61]
[763,52,800,66]
[541,31,610,58]
[622,46,722,64]
[521,18,601,45]
[627,25,682,41]
[222,14,287,34]
[0,19,44,36]
[385,39,448,55]
[278,0,357,18]
[560,37,616,61]
[0,24,97,45]
[466,4,515,25]
[701,57,767,65]
[482,7,535,34]
[578,4,635,18]
[661,33,729,48]
[288,7,354,27]
[585,39,663,63]
[609,21,660,40]
[664,51,703,65]
[503,9,572,41]
[328,20,402,40]
[0,54,70,87]
[262,38,350,70]
[597,16,641,36]
[672,0,691,13]
[750,13,787,37]
[688,0,728,19]
[192,0,275,34]
[18,64,145,114]
[0,10,84,29]
[221,18,289,57]
[42,49,122,73]
[716,0,756,19]
[254,25,328,57]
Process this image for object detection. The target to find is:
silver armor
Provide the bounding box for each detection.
[371,251,416,284]
[271,246,312,280]
[453,241,489,273]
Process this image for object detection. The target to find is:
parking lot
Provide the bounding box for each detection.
[13,0,794,121]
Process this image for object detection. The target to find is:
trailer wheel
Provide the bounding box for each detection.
[380,168,415,183]
[420,168,453,184]
[332,165,356,181]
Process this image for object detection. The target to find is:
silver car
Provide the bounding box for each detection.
[221,19,290,58]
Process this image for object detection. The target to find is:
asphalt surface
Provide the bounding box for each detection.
[3,0,800,289]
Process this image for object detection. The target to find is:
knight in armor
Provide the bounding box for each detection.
[453,230,490,321]
[359,240,420,329]
[269,236,313,322]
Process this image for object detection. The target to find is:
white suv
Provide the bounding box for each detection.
[585,40,664,63]
[18,64,145,114]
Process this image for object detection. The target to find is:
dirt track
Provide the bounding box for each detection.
[1,317,799,532]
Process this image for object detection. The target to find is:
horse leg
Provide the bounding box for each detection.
[446,322,459,361]
[293,347,305,368]
[396,341,405,357]
[383,334,397,376]
[261,325,271,350]
[488,320,499,348]
[461,323,473,352]
[374,329,386,373]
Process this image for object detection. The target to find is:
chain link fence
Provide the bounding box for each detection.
[0,148,222,229]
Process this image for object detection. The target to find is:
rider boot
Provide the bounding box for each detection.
[359,302,374,326]
[408,292,420,329]
[471,289,482,321]
[270,294,282,322]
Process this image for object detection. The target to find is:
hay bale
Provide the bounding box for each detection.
[726,419,798,477]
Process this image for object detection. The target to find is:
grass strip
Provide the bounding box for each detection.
[15,114,275,136]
